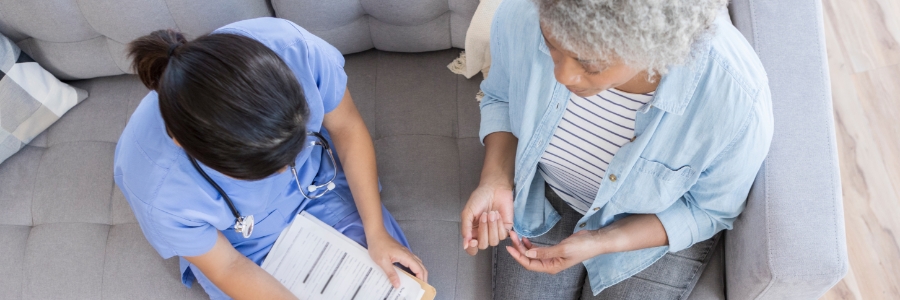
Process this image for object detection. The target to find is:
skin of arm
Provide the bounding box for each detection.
[322,90,427,286]
[506,214,668,274]
[461,132,518,256]
[478,132,518,189]
[184,232,298,300]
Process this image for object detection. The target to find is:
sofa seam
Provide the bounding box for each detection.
[72,0,128,75]
[29,146,48,227]
[448,5,455,53]
[815,0,843,283]
[107,176,117,226]
[371,11,451,29]
[373,50,380,140]
[19,225,32,299]
[372,133,465,143]
[46,139,119,148]
[160,0,182,31]
[746,0,778,298]
[104,38,129,74]
[99,224,111,300]
[67,0,105,41]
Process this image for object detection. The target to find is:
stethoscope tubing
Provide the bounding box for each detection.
[188,131,337,238]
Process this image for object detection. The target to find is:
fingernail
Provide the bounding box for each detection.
[526,250,536,258]
[481,212,487,223]
[489,211,497,222]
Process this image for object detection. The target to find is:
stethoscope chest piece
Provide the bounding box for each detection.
[234,215,255,238]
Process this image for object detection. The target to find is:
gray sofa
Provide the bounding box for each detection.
[0,0,847,299]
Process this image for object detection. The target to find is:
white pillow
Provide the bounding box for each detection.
[0,33,87,165]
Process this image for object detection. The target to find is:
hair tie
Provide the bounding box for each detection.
[167,43,180,57]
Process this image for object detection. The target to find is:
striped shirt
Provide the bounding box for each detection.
[539,89,654,214]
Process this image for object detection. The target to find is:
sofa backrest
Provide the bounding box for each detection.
[0,0,476,81]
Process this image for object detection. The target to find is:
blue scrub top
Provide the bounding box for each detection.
[113,18,408,296]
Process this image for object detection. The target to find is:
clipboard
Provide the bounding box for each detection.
[400,269,436,300]
[263,212,438,300]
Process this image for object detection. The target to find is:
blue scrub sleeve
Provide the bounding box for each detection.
[138,205,219,258]
[301,31,347,114]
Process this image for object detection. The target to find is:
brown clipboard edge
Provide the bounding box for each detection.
[397,267,436,300]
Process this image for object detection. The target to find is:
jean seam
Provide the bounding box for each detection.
[677,234,721,300]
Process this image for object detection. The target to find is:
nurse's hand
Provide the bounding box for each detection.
[367,231,428,288]
[461,183,514,256]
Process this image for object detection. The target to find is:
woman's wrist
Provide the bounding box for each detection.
[478,169,514,190]
[478,177,513,191]
[588,228,616,256]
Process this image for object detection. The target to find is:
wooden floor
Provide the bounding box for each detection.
[820,0,900,299]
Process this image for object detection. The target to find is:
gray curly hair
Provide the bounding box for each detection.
[535,0,726,76]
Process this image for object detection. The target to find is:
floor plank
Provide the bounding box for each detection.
[853,66,900,194]
[821,3,900,300]
[822,0,900,72]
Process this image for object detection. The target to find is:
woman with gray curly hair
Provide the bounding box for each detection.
[459,0,773,298]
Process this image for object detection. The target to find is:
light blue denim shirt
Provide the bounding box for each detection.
[479,0,774,295]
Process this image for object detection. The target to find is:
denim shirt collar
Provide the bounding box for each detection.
[536,31,710,116]
[646,42,711,115]
[538,32,550,55]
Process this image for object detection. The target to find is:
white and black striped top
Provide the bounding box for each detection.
[539,89,654,214]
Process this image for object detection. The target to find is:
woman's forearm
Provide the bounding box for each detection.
[480,132,518,188]
[324,91,387,235]
[593,214,669,254]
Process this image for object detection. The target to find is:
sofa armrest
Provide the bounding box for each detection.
[725,0,849,299]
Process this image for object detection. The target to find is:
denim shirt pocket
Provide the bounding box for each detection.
[610,158,697,213]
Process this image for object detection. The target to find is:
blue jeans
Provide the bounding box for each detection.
[493,185,719,300]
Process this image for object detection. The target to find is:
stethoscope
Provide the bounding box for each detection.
[188,131,337,238]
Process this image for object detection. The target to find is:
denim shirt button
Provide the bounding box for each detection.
[630,136,637,142]
[609,174,617,182]
[593,207,600,211]
[579,223,586,228]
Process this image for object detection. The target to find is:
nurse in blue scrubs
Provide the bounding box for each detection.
[113,18,427,300]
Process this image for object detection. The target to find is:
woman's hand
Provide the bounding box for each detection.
[505,230,605,275]
[461,183,514,256]
[366,230,428,288]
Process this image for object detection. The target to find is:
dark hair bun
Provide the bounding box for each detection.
[126,30,310,180]
[127,29,187,90]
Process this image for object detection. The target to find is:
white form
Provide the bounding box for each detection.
[261,212,425,300]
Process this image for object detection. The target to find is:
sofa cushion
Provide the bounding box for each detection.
[0,0,479,80]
